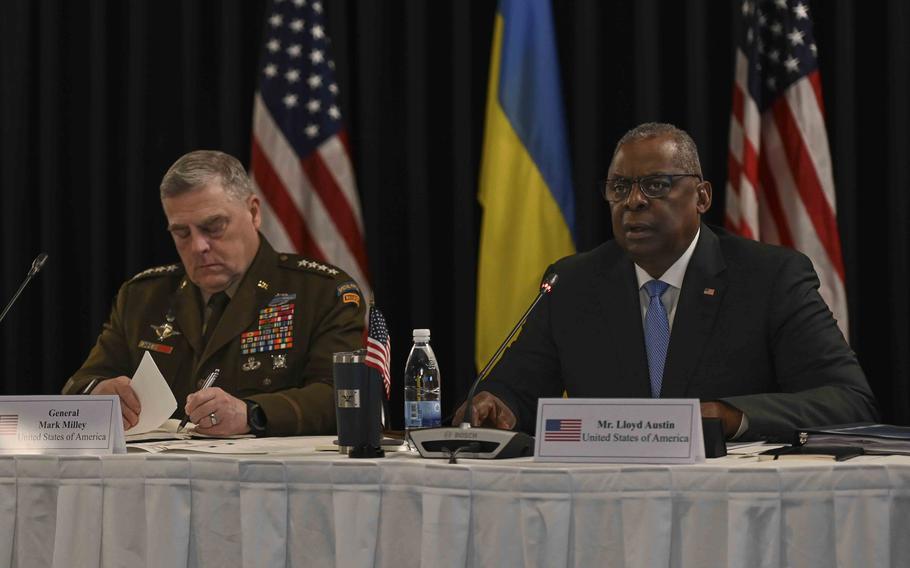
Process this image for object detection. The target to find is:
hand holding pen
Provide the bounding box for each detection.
[178,368,220,431]
[182,369,254,436]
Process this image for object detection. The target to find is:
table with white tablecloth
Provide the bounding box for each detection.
[2,438,909,568]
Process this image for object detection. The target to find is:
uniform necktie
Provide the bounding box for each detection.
[643,280,670,398]
[202,291,230,347]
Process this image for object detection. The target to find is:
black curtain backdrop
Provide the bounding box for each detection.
[1,1,907,429]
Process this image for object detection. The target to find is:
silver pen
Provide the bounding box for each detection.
[177,368,221,431]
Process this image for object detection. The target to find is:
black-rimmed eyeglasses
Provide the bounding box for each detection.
[602,173,702,203]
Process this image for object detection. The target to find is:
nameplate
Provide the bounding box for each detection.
[0,396,126,454]
[534,398,705,463]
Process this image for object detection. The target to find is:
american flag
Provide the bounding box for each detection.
[544,419,582,442]
[250,0,371,300]
[0,415,18,436]
[365,305,391,398]
[726,0,849,339]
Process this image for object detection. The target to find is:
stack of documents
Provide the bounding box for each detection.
[798,423,910,456]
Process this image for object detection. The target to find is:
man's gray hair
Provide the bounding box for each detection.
[612,122,703,177]
[159,150,254,201]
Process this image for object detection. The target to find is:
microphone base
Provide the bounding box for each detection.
[408,426,534,459]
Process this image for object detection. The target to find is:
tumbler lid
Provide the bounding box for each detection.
[333,349,366,363]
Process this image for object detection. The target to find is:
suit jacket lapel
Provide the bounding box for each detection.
[660,225,727,397]
[594,249,652,398]
[197,240,277,373]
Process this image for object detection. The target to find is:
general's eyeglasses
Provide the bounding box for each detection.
[602,173,702,202]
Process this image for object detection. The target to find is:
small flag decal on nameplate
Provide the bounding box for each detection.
[0,415,19,436]
[544,419,582,442]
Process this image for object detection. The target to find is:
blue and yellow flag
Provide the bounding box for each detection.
[475,0,576,370]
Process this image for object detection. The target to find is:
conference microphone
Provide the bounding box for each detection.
[0,253,49,326]
[408,272,558,460]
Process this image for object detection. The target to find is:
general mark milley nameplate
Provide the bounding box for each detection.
[0,395,126,454]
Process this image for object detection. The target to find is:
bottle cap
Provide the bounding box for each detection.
[412,328,431,340]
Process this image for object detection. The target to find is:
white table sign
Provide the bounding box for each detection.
[534,398,705,463]
[0,395,126,454]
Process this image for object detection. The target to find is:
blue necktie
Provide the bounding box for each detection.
[643,280,670,398]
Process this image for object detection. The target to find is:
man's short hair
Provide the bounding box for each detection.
[612,122,703,177]
[159,150,254,202]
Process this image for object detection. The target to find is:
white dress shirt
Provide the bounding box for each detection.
[634,227,700,328]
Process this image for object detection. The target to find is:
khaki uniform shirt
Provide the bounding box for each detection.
[62,238,366,436]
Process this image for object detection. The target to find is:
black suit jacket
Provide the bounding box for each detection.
[479,224,878,442]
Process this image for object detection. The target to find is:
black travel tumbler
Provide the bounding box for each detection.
[333,350,384,458]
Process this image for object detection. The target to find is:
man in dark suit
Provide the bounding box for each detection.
[455,122,877,442]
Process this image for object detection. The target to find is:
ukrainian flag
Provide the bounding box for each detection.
[475,0,576,370]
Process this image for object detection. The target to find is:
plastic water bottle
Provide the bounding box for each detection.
[403,329,442,430]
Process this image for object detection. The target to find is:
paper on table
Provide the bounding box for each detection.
[126,351,178,435]
[127,438,268,454]
[125,418,255,443]
[726,441,787,455]
[125,418,191,442]
[127,435,328,454]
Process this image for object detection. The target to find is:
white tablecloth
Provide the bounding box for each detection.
[1,444,909,568]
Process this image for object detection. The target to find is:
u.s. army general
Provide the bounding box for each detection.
[63,150,365,436]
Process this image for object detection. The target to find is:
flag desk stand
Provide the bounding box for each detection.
[408,426,534,460]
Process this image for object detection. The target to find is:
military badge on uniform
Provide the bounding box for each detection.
[297,259,339,275]
[336,281,362,307]
[272,353,287,370]
[240,295,296,355]
[269,293,296,306]
[150,321,181,342]
[138,340,174,354]
[241,356,262,372]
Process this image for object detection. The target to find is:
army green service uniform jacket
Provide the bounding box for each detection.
[62,237,366,436]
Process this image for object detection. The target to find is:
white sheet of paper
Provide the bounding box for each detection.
[126,351,178,435]
[124,418,255,443]
[125,418,191,442]
[127,436,315,455]
[127,438,268,454]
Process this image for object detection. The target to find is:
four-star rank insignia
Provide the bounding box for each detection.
[296,259,339,276]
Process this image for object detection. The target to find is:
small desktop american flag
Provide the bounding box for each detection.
[365,305,391,399]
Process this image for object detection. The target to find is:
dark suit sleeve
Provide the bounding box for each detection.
[477,267,566,433]
[721,252,878,441]
[247,283,365,436]
[62,283,135,394]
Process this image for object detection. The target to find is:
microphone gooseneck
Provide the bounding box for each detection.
[0,253,50,326]
[460,272,558,428]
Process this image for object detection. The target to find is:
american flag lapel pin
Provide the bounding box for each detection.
[703,288,716,296]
